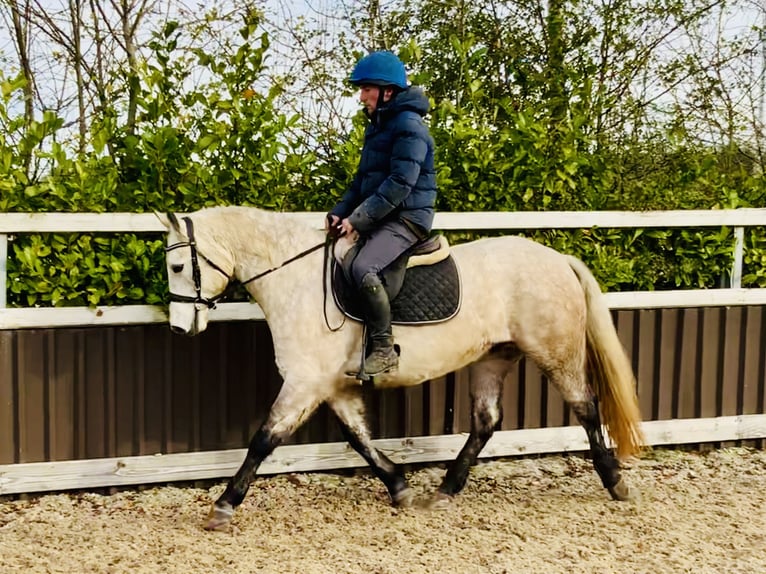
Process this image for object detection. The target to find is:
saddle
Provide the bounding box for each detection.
[332,234,462,324]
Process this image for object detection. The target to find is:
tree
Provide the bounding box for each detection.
[4,0,35,173]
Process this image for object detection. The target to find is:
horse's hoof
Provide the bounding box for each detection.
[204,504,234,531]
[608,478,639,502]
[425,491,453,510]
[393,487,415,508]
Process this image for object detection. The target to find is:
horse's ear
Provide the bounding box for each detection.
[154,212,170,229]
[155,211,181,232]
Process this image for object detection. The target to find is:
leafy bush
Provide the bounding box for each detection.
[8,234,166,307]
[1,23,764,307]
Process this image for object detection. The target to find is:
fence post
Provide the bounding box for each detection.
[0,234,6,307]
[731,226,745,288]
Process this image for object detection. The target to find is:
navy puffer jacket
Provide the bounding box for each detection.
[330,87,437,234]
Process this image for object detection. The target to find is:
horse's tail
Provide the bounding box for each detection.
[567,256,645,459]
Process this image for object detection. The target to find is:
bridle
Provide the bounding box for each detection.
[165,217,233,309]
[165,216,342,329]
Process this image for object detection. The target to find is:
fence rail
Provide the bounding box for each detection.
[1,208,765,233]
[1,209,765,325]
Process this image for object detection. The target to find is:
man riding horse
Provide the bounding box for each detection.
[326,51,438,377]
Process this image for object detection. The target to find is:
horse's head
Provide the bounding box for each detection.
[158,211,233,336]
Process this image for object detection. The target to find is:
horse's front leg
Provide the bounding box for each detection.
[206,382,322,530]
[328,387,415,507]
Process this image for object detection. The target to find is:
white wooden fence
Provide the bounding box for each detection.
[1,208,766,328]
[0,209,764,495]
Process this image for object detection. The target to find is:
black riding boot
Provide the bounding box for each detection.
[359,272,399,376]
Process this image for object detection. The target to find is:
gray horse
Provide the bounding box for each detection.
[160,206,644,530]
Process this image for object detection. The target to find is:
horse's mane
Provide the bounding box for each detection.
[190,206,323,268]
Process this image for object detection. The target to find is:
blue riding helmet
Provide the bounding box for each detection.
[349,51,408,89]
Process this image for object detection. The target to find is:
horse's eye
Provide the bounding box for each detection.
[171,264,184,273]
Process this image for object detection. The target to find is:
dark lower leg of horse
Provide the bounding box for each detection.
[570,398,633,501]
[205,390,321,530]
[438,360,505,501]
[329,389,412,507]
[205,425,284,530]
[222,427,283,506]
[337,422,411,506]
[437,420,496,499]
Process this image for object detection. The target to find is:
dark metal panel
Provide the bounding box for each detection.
[141,327,170,455]
[75,331,88,459]
[220,323,251,448]
[699,308,722,418]
[0,332,15,463]
[740,307,762,415]
[236,322,262,444]
[676,309,700,419]
[17,331,47,462]
[442,373,456,434]
[106,329,118,456]
[376,388,406,439]
[720,308,743,417]
[656,309,679,420]
[114,327,141,457]
[168,331,198,454]
[508,363,525,430]
[82,329,109,459]
[2,306,765,468]
[615,310,636,380]
[760,313,766,432]
[500,363,521,430]
[403,384,426,438]
[521,359,544,429]
[50,331,76,461]
[635,310,657,420]
[197,324,228,451]
[614,310,633,362]
[426,375,449,435]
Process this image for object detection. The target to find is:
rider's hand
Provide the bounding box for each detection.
[339,218,355,237]
[326,214,345,238]
[325,214,340,230]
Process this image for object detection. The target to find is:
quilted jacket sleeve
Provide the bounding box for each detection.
[329,171,363,219]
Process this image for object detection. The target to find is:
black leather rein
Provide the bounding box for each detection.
[165,216,340,329]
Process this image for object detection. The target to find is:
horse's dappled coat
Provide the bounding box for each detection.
[161,206,644,530]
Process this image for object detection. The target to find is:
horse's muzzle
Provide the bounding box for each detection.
[170,324,193,336]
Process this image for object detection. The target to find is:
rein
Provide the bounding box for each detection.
[166,216,343,331]
[239,239,328,288]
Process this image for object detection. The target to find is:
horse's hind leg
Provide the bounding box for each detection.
[569,394,634,500]
[206,382,322,530]
[328,387,414,507]
[434,357,510,506]
[549,368,634,501]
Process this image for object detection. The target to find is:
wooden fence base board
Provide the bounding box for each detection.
[1,414,764,495]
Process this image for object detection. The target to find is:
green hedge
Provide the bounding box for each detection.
[1,24,764,308]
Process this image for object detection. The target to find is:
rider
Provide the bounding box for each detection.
[327,50,437,377]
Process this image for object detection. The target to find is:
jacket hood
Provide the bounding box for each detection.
[378,86,430,118]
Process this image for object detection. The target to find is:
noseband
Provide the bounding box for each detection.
[165,216,328,311]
